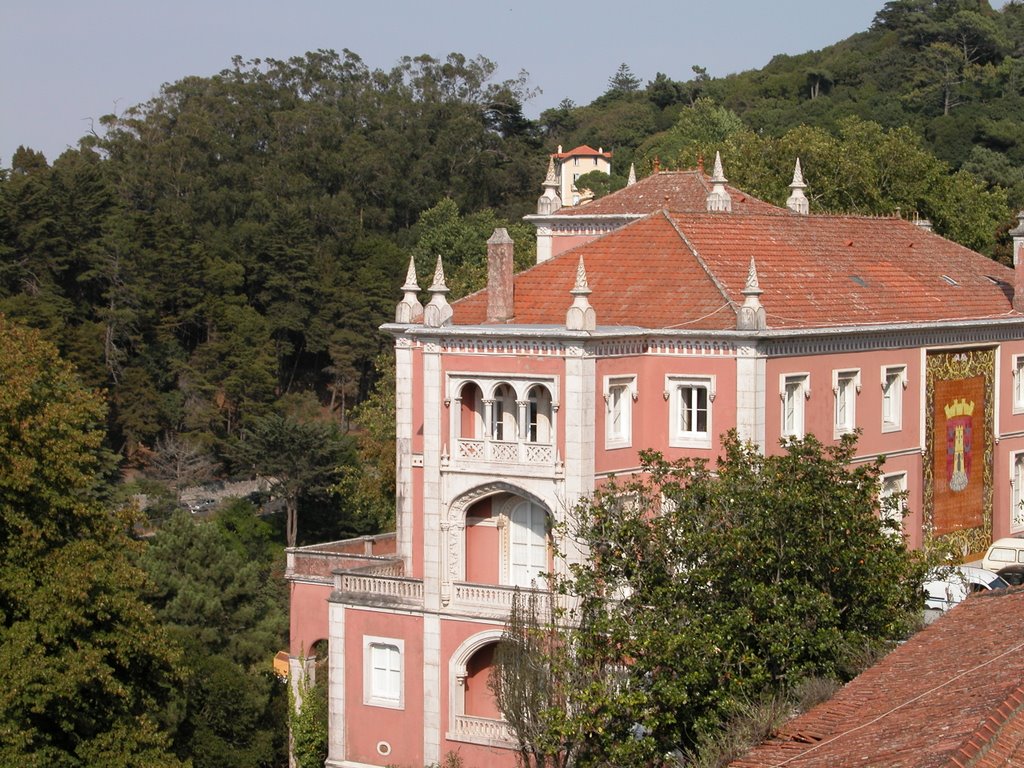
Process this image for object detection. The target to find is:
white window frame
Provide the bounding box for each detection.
[363,636,404,709]
[833,369,860,437]
[1014,355,1024,413]
[781,373,809,438]
[1012,452,1024,533]
[667,375,714,449]
[604,375,636,449]
[879,472,907,536]
[502,499,549,589]
[881,366,906,433]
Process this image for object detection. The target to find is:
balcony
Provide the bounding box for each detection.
[448,714,514,748]
[334,569,423,609]
[451,438,559,476]
[451,581,551,620]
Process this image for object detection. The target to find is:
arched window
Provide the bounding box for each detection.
[463,643,500,719]
[459,382,484,439]
[508,500,548,588]
[491,384,516,442]
[526,385,552,444]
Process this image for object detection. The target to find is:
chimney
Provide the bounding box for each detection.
[487,228,515,322]
[1011,211,1024,313]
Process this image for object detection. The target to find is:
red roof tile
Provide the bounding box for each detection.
[554,170,781,217]
[731,589,1024,768]
[552,144,612,159]
[453,211,1015,330]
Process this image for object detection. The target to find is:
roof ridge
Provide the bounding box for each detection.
[951,683,1024,767]
[664,210,737,313]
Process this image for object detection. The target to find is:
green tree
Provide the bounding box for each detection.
[607,63,642,94]
[141,508,287,767]
[0,317,183,767]
[231,410,354,547]
[502,431,925,765]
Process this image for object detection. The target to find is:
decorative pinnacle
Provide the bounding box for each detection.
[627,163,637,186]
[711,151,727,183]
[543,156,558,186]
[743,258,762,295]
[1011,210,1024,237]
[571,256,592,295]
[790,157,806,189]
[401,256,420,292]
[429,255,448,293]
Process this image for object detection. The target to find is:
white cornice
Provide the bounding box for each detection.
[384,317,1024,358]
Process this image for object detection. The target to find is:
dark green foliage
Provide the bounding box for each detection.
[0,318,182,767]
[141,507,287,767]
[511,432,926,766]
[231,407,356,547]
[572,170,627,200]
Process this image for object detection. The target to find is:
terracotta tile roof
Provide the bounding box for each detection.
[552,144,612,160]
[554,170,781,217]
[452,211,1015,330]
[731,589,1024,768]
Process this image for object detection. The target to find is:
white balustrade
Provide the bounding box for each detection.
[451,582,551,618]
[338,573,423,605]
[450,714,513,745]
[454,438,555,466]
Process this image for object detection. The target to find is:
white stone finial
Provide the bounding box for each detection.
[711,150,726,183]
[786,157,809,215]
[424,255,452,327]
[395,255,423,323]
[566,256,596,331]
[706,150,732,212]
[573,255,591,293]
[744,258,761,293]
[737,257,766,330]
[537,156,562,214]
[544,156,557,186]
[429,255,448,293]
[627,163,637,186]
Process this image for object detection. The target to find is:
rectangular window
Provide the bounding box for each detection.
[782,374,809,437]
[879,472,907,536]
[364,637,404,708]
[833,370,859,436]
[882,366,905,431]
[667,376,713,448]
[1015,356,1024,411]
[604,376,635,448]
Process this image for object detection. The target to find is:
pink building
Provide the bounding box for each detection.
[288,154,1024,767]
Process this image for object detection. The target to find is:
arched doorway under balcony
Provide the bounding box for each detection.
[448,630,511,748]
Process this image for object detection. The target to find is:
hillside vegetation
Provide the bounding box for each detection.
[0,1,1022,521]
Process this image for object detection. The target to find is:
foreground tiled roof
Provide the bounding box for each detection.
[452,210,1015,330]
[731,589,1024,768]
[553,170,781,216]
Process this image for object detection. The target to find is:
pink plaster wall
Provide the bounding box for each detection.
[343,608,424,768]
[594,354,737,474]
[551,232,603,259]
[764,350,923,457]
[289,581,331,656]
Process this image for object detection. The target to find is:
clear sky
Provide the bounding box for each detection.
[2,0,891,165]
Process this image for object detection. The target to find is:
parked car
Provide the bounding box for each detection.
[981,537,1024,571]
[996,564,1024,586]
[923,565,1009,612]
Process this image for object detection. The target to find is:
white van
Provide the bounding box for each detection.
[981,537,1024,571]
